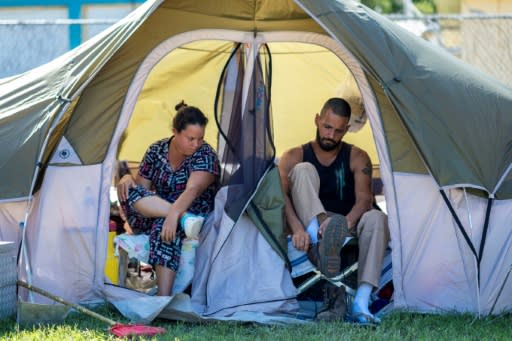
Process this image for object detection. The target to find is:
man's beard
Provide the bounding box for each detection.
[316,129,340,151]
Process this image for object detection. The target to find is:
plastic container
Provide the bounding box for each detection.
[104,221,119,284]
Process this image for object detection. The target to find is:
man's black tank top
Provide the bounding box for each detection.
[302,142,356,216]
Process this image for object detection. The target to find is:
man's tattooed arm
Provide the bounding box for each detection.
[362,162,372,177]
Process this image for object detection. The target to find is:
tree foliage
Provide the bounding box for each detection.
[360,0,436,14]
[360,0,401,13]
[413,0,437,14]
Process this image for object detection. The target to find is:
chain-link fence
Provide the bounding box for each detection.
[391,14,512,88]
[1,14,511,87]
[0,19,117,78]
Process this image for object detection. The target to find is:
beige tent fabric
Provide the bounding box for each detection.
[118,39,376,164]
[1,0,512,318]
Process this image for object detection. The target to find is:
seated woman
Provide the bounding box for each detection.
[117,101,219,296]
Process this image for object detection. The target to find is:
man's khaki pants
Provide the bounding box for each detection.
[289,162,390,288]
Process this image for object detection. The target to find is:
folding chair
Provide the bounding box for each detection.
[288,236,359,300]
[289,236,394,319]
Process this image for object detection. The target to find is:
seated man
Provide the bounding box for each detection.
[278,97,390,324]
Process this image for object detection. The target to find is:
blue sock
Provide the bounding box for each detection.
[306,217,319,244]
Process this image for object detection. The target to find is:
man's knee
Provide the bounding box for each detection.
[290,162,316,175]
[359,210,389,237]
[289,162,318,182]
[363,209,387,226]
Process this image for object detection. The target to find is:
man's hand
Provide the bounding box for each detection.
[116,174,136,202]
[161,209,180,243]
[292,229,311,252]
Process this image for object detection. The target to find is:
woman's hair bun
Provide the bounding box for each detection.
[175,100,188,111]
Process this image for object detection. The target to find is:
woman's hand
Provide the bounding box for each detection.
[117,174,136,202]
[161,210,181,243]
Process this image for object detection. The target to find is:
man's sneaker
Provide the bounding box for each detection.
[318,214,349,278]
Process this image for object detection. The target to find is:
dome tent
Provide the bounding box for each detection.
[1,0,512,320]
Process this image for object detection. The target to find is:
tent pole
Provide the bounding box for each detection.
[477,197,494,271]
[17,98,72,301]
[440,189,482,316]
[262,43,275,161]
[440,190,479,260]
[462,188,480,316]
[214,42,242,157]
[475,196,493,318]
[489,264,512,315]
[441,190,495,317]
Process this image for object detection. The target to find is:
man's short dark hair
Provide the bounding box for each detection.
[320,97,351,119]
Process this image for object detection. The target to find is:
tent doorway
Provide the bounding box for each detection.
[114,31,381,172]
[109,30,389,314]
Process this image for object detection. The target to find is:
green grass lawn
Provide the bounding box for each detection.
[1,305,511,341]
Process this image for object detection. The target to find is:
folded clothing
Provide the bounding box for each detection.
[114,233,150,263]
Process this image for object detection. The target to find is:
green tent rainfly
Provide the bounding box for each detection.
[1,0,511,319]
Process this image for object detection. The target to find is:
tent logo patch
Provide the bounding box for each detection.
[49,137,81,164]
[58,149,70,159]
